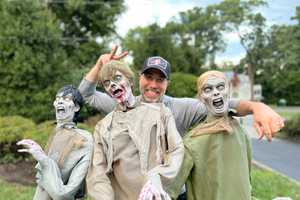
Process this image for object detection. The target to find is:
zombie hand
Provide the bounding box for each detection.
[17,139,47,162]
[138,174,171,200]
[95,45,128,70]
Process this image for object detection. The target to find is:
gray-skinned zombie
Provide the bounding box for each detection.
[167,71,252,200]
[17,85,93,200]
[86,60,184,200]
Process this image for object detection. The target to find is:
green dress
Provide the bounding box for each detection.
[167,117,252,200]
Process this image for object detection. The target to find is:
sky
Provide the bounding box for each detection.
[115,0,300,65]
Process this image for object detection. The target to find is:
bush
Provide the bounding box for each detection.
[0,115,93,164]
[281,113,300,138]
[167,72,198,98]
[0,0,72,122]
[0,116,54,163]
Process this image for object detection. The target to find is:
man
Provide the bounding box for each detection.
[17,85,93,200]
[78,45,284,140]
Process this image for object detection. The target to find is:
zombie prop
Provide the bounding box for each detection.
[17,85,93,200]
[86,60,183,200]
[167,71,252,200]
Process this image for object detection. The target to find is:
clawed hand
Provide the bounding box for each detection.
[17,139,46,162]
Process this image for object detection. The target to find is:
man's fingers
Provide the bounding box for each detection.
[271,117,285,133]
[113,51,128,60]
[109,45,118,60]
[254,122,264,140]
[261,119,272,141]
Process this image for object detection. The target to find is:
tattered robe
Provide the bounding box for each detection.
[167,117,252,200]
[87,102,184,200]
[33,127,93,200]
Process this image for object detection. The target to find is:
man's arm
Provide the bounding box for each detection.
[236,100,285,141]
[85,45,128,84]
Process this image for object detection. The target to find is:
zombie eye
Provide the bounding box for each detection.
[203,87,212,93]
[103,80,111,87]
[114,75,122,82]
[64,96,72,101]
[217,84,225,90]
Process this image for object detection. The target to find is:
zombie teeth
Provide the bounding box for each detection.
[56,106,65,113]
[213,98,224,108]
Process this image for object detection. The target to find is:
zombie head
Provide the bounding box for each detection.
[53,85,84,124]
[99,60,135,106]
[197,71,230,117]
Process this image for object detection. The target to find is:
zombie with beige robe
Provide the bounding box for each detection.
[167,71,252,200]
[17,85,93,200]
[86,60,184,200]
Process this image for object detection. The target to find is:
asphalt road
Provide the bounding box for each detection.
[242,115,300,182]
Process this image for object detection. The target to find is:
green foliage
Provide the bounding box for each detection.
[2,166,300,200]
[256,22,300,105]
[0,179,35,200]
[0,116,54,163]
[0,0,71,122]
[123,24,194,73]
[282,113,300,138]
[167,72,198,98]
[47,0,125,74]
[251,167,300,199]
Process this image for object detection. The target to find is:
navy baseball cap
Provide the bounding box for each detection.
[141,56,171,80]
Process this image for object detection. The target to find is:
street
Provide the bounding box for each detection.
[242,115,300,182]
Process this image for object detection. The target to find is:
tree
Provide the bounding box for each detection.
[256,12,300,105]
[123,24,190,73]
[0,0,70,122]
[123,5,227,75]
[215,0,267,100]
[47,0,125,68]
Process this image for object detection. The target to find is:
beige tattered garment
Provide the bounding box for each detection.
[87,102,184,200]
[33,127,93,200]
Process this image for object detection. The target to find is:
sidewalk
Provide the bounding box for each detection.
[241,116,300,183]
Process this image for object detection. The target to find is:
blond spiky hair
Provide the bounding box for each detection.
[99,60,135,88]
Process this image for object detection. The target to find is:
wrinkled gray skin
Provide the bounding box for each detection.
[200,76,229,117]
[102,70,135,110]
[53,92,79,127]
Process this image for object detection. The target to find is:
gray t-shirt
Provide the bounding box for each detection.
[78,79,238,136]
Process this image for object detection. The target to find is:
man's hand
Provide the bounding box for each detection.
[85,45,128,83]
[95,45,128,70]
[17,139,47,162]
[251,102,285,142]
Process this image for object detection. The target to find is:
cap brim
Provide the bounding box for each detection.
[141,66,169,79]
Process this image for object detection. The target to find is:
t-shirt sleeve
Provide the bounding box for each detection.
[78,78,116,114]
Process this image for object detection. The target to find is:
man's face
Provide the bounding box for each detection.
[53,92,79,123]
[200,76,229,117]
[139,68,168,103]
[102,71,133,104]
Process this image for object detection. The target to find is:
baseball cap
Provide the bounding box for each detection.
[141,56,171,80]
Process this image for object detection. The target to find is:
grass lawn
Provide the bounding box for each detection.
[1,166,299,200]
[0,179,35,200]
[252,167,300,200]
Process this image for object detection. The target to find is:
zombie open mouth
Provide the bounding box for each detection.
[213,98,224,109]
[112,88,125,98]
[56,106,66,113]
